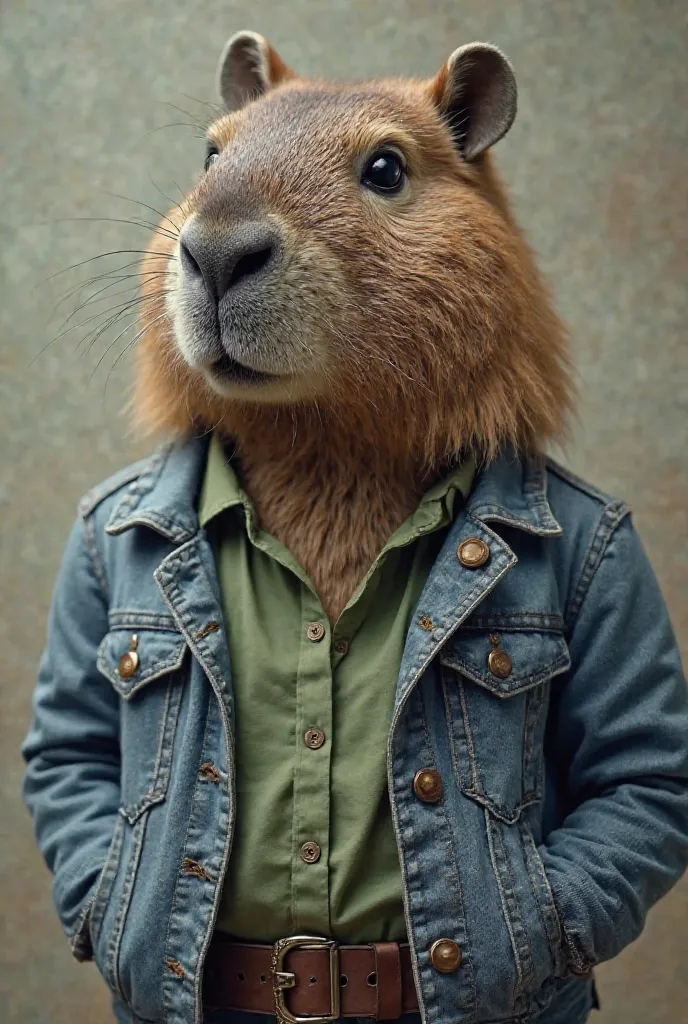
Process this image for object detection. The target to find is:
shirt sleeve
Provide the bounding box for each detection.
[22,515,121,960]
[540,512,688,975]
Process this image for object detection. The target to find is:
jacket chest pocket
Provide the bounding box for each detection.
[97,623,187,823]
[440,628,570,823]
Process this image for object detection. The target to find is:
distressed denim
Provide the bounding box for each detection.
[23,438,688,1024]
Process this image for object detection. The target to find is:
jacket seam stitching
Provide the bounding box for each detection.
[80,511,109,604]
[78,463,146,518]
[545,459,614,505]
[564,501,630,636]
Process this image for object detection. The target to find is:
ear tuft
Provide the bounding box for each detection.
[216,30,294,111]
[430,43,517,161]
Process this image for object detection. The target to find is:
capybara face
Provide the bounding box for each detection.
[136,34,571,461]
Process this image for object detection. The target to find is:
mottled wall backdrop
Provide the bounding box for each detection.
[1,1,686,1021]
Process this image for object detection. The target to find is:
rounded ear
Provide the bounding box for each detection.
[428,43,517,161]
[216,30,295,111]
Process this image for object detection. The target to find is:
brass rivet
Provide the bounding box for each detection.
[419,616,434,631]
[488,648,513,679]
[429,938,462,973]
[457,538,490,569]
[306,622,326,643]
[413,768,444,804]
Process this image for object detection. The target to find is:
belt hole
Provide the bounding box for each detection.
[310,976,317,985]
[260,975,267,983]
[237,972,246,982]
[366,971,377,987]
[340,974,348,987]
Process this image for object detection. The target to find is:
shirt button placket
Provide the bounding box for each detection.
[293,603,332,932]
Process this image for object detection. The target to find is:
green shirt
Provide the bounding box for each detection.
[199,433,474,942]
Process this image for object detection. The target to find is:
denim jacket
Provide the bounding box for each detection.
[22,438,688,1024]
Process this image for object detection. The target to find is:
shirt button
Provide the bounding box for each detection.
[334,639,349,655]
[304,728,325,749]
[306,622,326,643]
[488,648,513,679]
[429,938,462,973]
[413,769,444,804]
[457,538,490,568]
[300,841,321,864]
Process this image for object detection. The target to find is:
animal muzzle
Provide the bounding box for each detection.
[178,216,283,305]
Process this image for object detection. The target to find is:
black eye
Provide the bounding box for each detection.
[204,147,220,172]
[361,151,405,194]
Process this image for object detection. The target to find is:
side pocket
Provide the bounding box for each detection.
[69,814,125,963]
[89,813,126,949]
[91,812,149,1002]
[519,818,565,978]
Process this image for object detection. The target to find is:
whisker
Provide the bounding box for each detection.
[181,92,225,118]
[102,191,181,236]
[61,281,169,333]
[158,100,211,129]
[80,292,170,356]
[66,275,172,318]
[40,249,174,287]
[51,267,172,318]
[53,294,161,346]
[47,216,178,242]
[93,310,169,383]
[50,259,161,310]
[142,122,208,140]
[149,175,187,221]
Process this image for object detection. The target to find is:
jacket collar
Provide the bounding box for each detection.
[105,437,562,543]
[466,448,562,536]
[106,437,209,543]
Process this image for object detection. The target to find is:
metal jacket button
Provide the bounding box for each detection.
[457,538,490,568]
[118,634,139,679]
[413,768,443,804]
[488,648,513,679]
[430,938,462,973]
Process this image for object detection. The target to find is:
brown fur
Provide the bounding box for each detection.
[133,49,573,621]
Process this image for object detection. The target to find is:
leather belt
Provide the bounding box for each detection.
[203,935,419,1022]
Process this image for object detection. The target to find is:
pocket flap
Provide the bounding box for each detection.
[97,626,187,699]
[440,628,571,698]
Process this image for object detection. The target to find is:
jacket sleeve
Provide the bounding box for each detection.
[22,515,120,960]
[540,511,688,975]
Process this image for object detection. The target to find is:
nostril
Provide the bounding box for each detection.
[179,238,203,281]
[228,246,273,289]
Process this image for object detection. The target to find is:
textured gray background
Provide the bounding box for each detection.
[1,1,686,1021]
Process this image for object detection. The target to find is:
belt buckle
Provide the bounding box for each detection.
[272,935,340,1024]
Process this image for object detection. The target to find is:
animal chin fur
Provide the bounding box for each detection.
[132,69,574,622]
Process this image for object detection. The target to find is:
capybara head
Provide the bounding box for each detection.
[135,31,572,465]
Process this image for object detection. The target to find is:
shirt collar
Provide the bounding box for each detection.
[197,433,250,528]
[197,433,477,537]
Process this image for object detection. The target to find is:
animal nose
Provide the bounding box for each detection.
[179,218,280,302]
